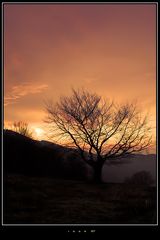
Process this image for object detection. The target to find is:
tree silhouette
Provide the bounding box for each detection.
[12,121,33,138]
[45,89,152,183]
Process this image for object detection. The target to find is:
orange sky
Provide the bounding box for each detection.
[3,4,157,148]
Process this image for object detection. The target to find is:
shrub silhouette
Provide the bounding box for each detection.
[11,121,33,138]
[124,171,154,186]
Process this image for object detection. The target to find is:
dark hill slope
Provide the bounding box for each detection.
[3,130,87,180]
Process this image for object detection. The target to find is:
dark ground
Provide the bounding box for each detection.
[3,174,157,224]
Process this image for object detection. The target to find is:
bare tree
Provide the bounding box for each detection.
[45,89,152,183]
[12,121,33,138]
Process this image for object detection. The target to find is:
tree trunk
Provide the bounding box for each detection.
[93,161,103,184]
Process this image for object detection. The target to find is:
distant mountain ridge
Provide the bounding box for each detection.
[39,139,156,164]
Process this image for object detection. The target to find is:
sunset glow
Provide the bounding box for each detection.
[4,3,156,151]
[34,127,45,139]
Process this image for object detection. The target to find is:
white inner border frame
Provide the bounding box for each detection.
[1,1,158,227]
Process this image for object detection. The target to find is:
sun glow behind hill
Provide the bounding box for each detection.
[34,127,45,139]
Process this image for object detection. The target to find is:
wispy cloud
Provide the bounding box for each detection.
[5,83,48,106]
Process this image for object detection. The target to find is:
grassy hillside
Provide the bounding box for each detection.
[4,174,157,224]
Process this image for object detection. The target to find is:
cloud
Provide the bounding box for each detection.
[4,82,48,106]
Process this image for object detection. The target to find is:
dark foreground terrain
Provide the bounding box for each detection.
[4,174,157,224]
